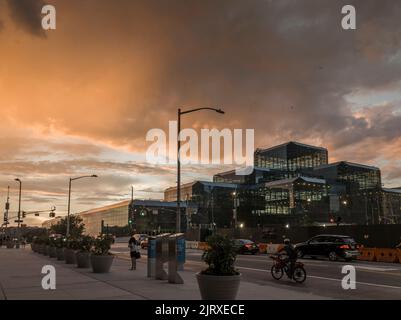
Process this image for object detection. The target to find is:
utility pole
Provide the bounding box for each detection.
[15,179,22,248]
[177,108,181,233]
[4,186,10,226]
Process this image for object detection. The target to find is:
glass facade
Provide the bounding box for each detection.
[164,141,399,227]
[79,201,130,236]
[255,141,328,176]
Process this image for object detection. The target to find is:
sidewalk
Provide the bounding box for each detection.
[0,247,329,300]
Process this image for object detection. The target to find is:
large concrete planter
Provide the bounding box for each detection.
[76,251,91,268]
[64,249,77,264]
[56,247,65,260]
[48,246,57,258]
[90,254,114,273]
[196,272,241,300]
[6,241,14,249]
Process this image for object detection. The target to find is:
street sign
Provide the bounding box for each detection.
[14,220,23,223]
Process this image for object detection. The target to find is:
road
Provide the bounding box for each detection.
[112,243,401,299]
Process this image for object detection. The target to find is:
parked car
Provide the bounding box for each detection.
[295,234,360,261]
[100,233,116,244]
[233,239,259,255]
[134,234,148,249]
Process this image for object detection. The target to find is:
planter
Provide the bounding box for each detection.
[76,251,91,268]
[6,242,14,249]
[40,245,46,254]
[56,247,65,260]
[64,249,77,264]
[90,254,114,273]
[48,246,57,258]
[196,272,241,300]
[44,245,50,256]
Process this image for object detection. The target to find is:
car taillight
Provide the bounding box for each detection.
[339,244,350,249]
[245,244,252,248]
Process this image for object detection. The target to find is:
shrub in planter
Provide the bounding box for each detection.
[43,237,51,256]
[6,240,15,249]
[48,237,57,258]
[32,237,40,252]
[196,234,241,300]
[90,234,114,273]
[64,238,80,264]
[76,236,93,268]
[55,237,66,260]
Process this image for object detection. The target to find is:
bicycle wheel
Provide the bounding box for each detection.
[271,265,284,280]
[293,266,306,283]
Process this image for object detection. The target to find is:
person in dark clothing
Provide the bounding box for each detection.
[278,238,298,278]
[128,234,140,270]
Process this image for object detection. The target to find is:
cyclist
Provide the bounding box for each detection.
[278,238,298,278]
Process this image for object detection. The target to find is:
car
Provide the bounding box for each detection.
[140,238,149,249]
[234,239,259,255]
[134,234,148,249]
[101,233,116,244]
[295,234,361,262]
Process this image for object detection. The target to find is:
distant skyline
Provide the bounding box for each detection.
[1,0,401,226]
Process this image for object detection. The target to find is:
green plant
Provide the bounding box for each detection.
[66,238,80,250]
[48,237,57,247]
[49,215,85,237]
[91,234,113,255]
[77,235,93,252]
[201,234,239,276]
[54,237,66,249]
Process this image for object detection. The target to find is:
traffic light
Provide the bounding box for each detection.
[22,211,26,218]
[49,211,55,218]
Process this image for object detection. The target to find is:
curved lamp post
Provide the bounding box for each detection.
[66,175,98,237]
[177,107,225,233]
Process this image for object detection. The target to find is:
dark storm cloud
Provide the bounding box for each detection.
[7,0,46,37]
[53,0,400,154]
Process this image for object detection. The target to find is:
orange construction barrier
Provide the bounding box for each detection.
[375,248,399,263]
[357,248,377,261]
[258,243,267,254]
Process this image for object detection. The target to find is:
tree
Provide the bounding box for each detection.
[50,215,85,237]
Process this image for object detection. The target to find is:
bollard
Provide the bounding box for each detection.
[177,236,186,271]
[168,233,184,284]
[155,233,170,280]
[147,236,156,278]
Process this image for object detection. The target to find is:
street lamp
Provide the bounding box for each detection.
[66,175,98,237]
[176,107,225,233]
[14,178,22,248]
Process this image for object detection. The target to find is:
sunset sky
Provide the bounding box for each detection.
[1,0,401,226]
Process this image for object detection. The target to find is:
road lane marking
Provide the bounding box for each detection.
[354,266,401,272]
[235,266,401,290]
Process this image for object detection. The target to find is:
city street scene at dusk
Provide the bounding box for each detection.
[1,0,401,313]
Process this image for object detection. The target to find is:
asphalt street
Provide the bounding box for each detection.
[112,243,401,299]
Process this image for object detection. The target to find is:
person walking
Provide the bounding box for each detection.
[128,234,140,270]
